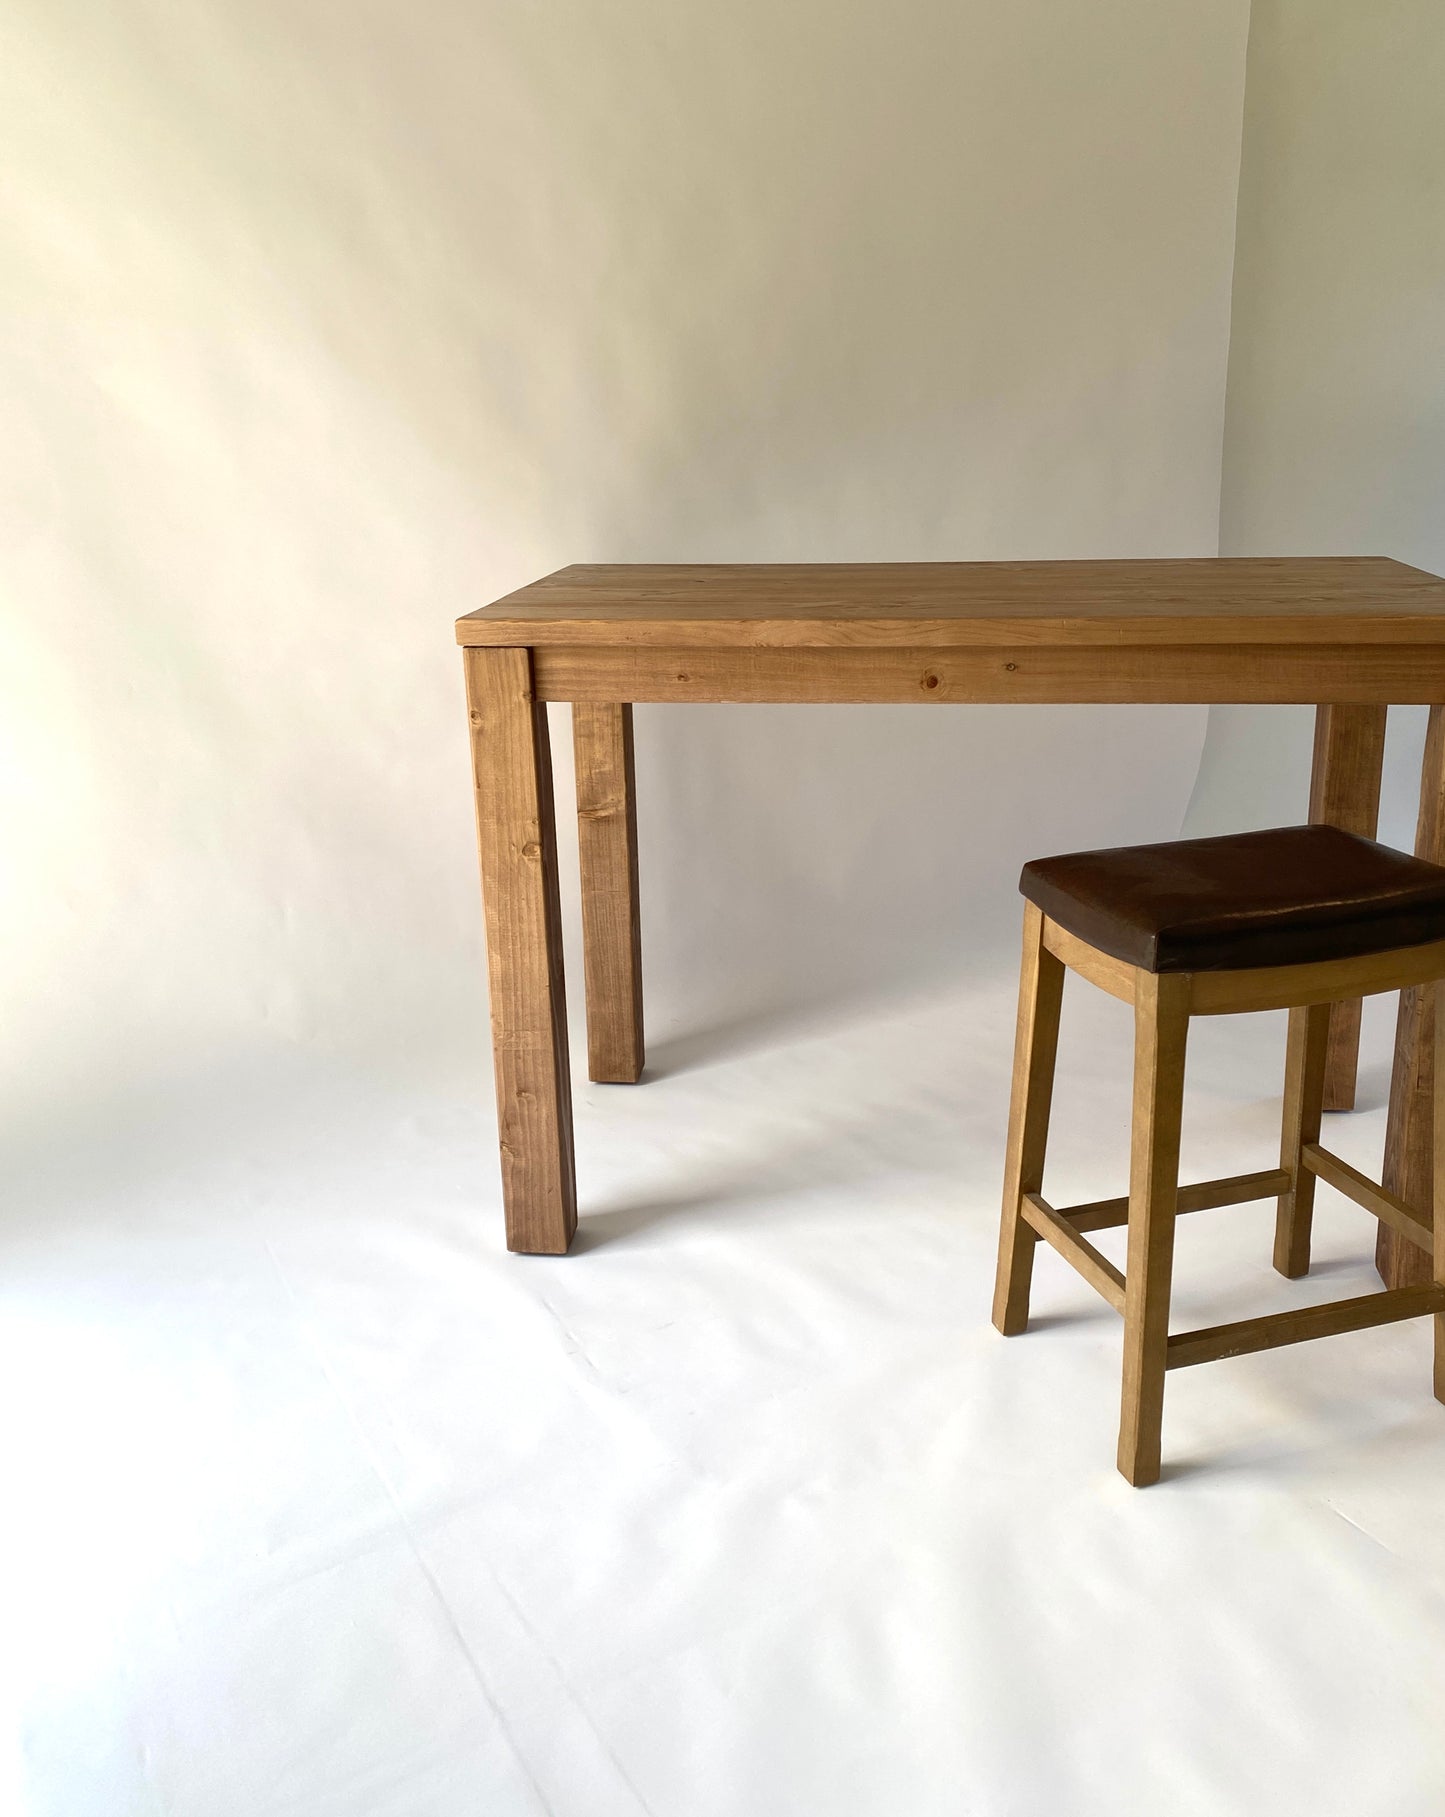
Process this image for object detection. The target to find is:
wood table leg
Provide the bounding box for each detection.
[464,647,577,1254]
[573,704,644,1083]
[1380,705,1445,1289]
[1309,704,1387,1110]
[1432,979,1445,1404]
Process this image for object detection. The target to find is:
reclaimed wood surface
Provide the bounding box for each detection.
[464,647,577,1254]
[1308,705,1388,1109]
[1381,705,1445,1289]
[1433,983,1445,1403]
[572,703,645,1084]
[530,642,1445,705]
[457,557,1445,648]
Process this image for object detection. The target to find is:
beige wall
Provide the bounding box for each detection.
[1186,0,1445,842]
[2,4,1252,1107]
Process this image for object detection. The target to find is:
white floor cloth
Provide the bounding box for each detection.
[5,976,1444,1816]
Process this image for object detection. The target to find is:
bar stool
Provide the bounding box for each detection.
[992,824,1445,1486]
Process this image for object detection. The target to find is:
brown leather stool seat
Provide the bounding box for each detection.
[1020,823,1445,974]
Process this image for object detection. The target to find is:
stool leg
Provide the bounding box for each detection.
[1274,1002,1332,1279]
[992,903,1065,1337]
[1118,972,1190,1487]
[1433,982,1445,1406]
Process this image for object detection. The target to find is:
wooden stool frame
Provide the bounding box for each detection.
[993,901,1445,1486]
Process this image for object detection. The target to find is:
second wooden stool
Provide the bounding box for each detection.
[992,824,1445,1485]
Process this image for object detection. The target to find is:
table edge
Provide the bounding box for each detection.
[455,615,1445,649]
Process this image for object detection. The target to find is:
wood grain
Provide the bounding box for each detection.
[992,903,1065,1337]
[1308,705,1388,1109]
[1020,1192,1126,1312]
[1040,918,1139,1005]
[1043,925,1445,1021]
[1187,938,1445,1018]
[464,647,577,1254]
[1166,1285,1445,1371]
[530,643,1445,706]
[1433,980,1445,1403]
[1054,1167,1291,1233]
[1381,704,1445,1290]
[1301,1144,1433,1256]
[1118,971,1190,1488]
[457,557,1445,648]
[1274,1004,1331,1279]
[573,703,644,1084]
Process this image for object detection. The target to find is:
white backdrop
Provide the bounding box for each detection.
[13,7,1445,1817]
[1,0,1250,1117]
[1187,0,1445,845]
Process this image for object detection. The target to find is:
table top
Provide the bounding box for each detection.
[455,557,1445,649]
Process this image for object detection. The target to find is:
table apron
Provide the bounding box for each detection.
[529,644,1445,706]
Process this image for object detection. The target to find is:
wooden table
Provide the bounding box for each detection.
[457,557,1445,1287]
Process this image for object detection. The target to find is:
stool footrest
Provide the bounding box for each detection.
[1167,1284,1445,1370]
[1021,1192,1126,1311]
[1302,1143,1434,1254]
[1054,1167,1292,1235]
